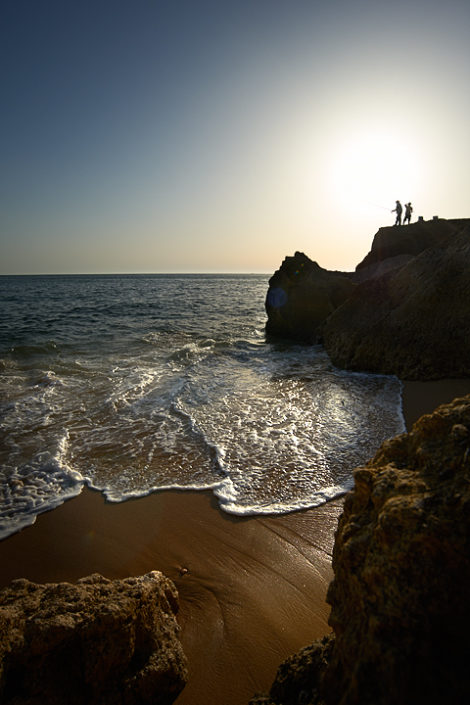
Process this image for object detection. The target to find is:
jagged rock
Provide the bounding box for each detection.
[325,393,470,704]
[323,225,470,379]
[265,252,355,341]
[0,571,188,705]
[355,218,468,272]
[265,219,470,381]
[250,395,470,705]
[250,635,334,705]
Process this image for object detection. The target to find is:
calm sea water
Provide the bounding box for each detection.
[0,274,405,539]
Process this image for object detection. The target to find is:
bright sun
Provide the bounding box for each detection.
[326,128,422,216]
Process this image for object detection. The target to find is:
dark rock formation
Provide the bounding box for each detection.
[250,394,470,705]
[265,219,470,380]
[323,226,470,379]
[265,252,355,342]
[0,571,188,705]
[352,252,413,284]
[250,636,334,705]
[355,218,467,274]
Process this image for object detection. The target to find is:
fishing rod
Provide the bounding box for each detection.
[365,201,394,211]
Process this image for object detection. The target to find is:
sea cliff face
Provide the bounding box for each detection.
[265,252,355,342]
[265,218,470,380]
[323,226,470,379]
[0,571,188,705]
[251,394,470,705]
[354,217,467,275]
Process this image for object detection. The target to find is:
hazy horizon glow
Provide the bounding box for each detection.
[1,0,469,275]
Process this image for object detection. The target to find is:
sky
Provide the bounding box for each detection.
[1,0,470,274]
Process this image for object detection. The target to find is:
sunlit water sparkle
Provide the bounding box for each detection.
[0,274,404,539]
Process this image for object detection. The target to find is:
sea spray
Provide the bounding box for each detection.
[0,274,405,538]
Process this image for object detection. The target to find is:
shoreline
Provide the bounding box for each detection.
[0,488,341,705]
[1,378,470,704]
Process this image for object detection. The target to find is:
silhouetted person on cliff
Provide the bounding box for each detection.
[392,200,402,226]
[403,202,413,224]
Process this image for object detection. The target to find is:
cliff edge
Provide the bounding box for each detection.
[265,218,470,380]
[251,394,470,705]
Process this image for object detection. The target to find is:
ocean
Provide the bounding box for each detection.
[0,274,405,540]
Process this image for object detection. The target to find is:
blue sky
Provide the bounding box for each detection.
[1,0,470,273]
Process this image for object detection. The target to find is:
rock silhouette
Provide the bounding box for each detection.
[355,217,467,275]
[323,224,470,379]
[265,218,470,380]
[265,252,355,342]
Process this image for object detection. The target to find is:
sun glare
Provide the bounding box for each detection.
[327,128,422,217]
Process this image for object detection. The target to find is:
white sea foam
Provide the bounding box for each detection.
[215,478,354,516]
[0,436,85,540]
[0,274,405,539]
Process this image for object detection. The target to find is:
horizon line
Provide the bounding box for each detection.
[0,271,273,277]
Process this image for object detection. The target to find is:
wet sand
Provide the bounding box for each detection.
[0,487,341,705]
[1,378,469,704]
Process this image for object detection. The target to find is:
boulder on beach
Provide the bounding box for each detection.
[0,571,188,705]
[250,394,470,705]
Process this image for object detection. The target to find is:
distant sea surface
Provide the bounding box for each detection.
[0,274,404,539]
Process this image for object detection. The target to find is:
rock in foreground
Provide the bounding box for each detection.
[0,571,187,705]
[251,394,470,705]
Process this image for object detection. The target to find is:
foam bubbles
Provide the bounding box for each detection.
[0,450,84,540]
[172,344,404,515]
[0,274,405,538]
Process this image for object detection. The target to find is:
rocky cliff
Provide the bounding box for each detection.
[323,226,470,379]
[250,394,470,705]
[355,217,467,276]
[265,252,355,342]
[265,218,470,380]
[0,571,187,705]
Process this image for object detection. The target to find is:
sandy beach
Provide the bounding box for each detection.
[1,379,470,705]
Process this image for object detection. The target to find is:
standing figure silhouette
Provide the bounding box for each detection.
[403,202,413,224]
[392,200,403,226]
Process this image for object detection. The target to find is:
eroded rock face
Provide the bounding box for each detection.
[0,571,188,705]
[323,226,470,379]
[325,393,470,705]
[265,252,355,342]
[250,395,470,705]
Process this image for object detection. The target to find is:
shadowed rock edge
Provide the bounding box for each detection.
[250,394,470,705]
[266,219,470,380]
